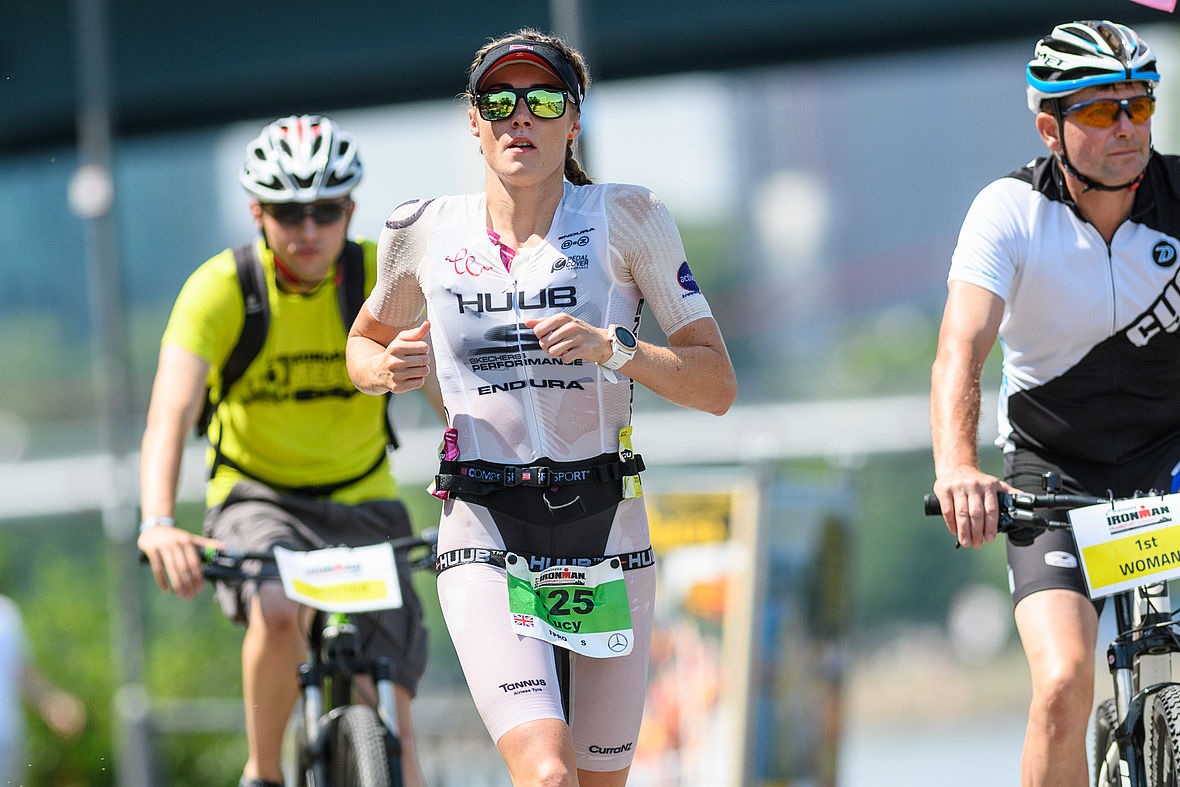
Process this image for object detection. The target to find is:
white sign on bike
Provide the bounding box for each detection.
[273,544,403,612]
[1069,493,1180,598]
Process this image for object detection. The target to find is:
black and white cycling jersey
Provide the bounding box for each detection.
[950,153,1180,463]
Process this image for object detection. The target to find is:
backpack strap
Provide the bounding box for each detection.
[335,240,366,329]
[338,241,400,450]
[195,242,268,438]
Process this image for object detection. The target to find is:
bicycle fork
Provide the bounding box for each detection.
[297,663,330,785]
[374,659,404,771]
[1104,584,1178,786]
[1104,594,1142,783]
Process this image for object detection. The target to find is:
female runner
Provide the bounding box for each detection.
[347,28,736,786]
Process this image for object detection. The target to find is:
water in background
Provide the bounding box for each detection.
[840,714,1025,786]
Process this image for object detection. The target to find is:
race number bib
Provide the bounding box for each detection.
[273,543,403,612]
[1070,493,1180,598]
[505,554,634,658]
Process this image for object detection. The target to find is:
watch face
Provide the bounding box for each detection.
[613,326,638,349]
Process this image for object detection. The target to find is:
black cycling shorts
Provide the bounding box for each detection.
[1004,434,1180,610]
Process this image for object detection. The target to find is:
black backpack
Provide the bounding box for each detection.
[195,240,396,449]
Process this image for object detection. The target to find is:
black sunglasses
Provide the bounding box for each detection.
[476,87,569,121]
[261,200,351,226]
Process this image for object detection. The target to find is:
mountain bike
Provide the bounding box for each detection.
[924,475,1180,787]
[192,529,437,787]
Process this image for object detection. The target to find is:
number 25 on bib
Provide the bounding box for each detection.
[505,555,634,658]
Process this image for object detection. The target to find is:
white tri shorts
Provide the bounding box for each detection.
[436,492,655,772]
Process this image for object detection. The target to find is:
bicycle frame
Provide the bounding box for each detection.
[296,608,404,786]
[182,529,437,787]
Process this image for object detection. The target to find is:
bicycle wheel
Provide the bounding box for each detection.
[330,704,392,787]
[1148,685,1180,786]
[1092,697,1121,787]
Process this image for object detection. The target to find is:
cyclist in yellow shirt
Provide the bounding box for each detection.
[137,115,438,787]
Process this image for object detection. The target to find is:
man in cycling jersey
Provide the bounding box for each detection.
[931,20,1174,787]
[137,115,440,787]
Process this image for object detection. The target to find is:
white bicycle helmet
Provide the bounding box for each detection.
[239,115,363,203]
[1026,20,1159,113]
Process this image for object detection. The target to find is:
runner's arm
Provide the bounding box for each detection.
[528,314,735,415]
[347,307,432,396]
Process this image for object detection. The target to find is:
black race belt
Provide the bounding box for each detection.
[436,546,655,574]
[435,453,644,496]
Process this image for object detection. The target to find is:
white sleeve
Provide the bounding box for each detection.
[365,199,432,327]
[605,184,714,336]
[948,177,1029,301]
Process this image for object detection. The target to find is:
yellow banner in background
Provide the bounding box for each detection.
[646,491,733,552]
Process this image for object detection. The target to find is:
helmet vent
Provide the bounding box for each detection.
[239,115,363,201]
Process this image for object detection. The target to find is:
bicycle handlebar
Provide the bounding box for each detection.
[140,528,441,579]
[922,492,1109,518]
[923,491,1113,546]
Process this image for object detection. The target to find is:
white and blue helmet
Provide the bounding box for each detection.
[239,115,363,203]
[1026,21,1159,113]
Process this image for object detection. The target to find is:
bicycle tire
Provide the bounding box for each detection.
[1092,697,1121,787]
[1147,685,1180,785]
[330,705,392,787]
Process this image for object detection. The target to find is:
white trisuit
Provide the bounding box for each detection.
[368,181,714,770]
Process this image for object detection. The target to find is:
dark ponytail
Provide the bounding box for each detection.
[564,140,593,185]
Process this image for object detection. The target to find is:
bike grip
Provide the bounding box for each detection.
[924,494,943,516]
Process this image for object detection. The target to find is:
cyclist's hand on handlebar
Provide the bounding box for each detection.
[137,524,223,600]
[932,468,1018,549]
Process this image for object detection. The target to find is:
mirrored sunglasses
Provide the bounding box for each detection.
[476,87,568,121]
[1061,95,1155,129]
[261,200,350,226]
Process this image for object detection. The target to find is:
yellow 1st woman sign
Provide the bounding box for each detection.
[1070,494,1180,598]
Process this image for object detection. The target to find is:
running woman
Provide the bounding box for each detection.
[347,28,736,787]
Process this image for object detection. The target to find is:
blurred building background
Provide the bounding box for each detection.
[1,2,1176,784]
